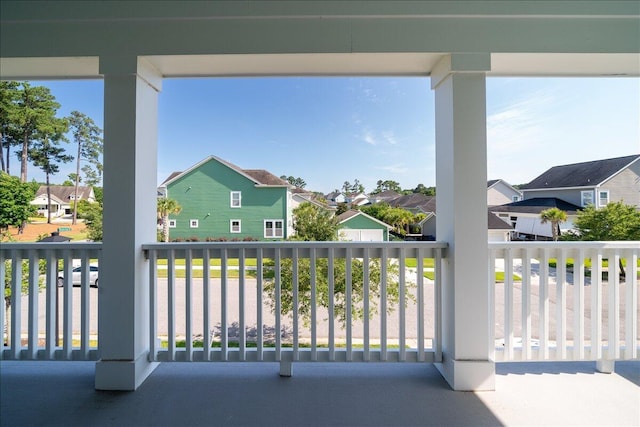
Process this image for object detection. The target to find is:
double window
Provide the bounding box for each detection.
[264,220,284,238]
[190,219,199,228]
[230,220,241,233]
[231,191,242,208]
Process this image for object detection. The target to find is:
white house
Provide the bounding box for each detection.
[31,185,95,218]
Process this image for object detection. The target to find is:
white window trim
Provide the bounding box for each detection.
[598,190,609,207]
[168,219,177,228]
[230,219,241,233]
[230,191,242,208]
[581,190,594,207]
[512,195,521,202]
[264,219,284,238]
[190,219,199,228]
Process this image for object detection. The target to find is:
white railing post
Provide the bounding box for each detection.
[624,250,638,360]
[27,252,39,359]
[0,250,5,360]
[10,251,22,359]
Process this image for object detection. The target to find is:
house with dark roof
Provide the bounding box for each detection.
[31,185,95,218]
[159,156,292,241]
[520,154,640,209]
[386,193,436,214]
[369,190,402,204]
[490,197,582,240]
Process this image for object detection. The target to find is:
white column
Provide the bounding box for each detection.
[431,54,495,391]
[95,56,161,390]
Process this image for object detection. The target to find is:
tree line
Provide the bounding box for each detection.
[0,81,103,226]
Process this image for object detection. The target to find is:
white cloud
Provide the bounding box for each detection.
[382,131,398,145]
[362,130,377,145]
[379,164,408,174]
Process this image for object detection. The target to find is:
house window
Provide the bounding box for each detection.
[581,191,594,207]
[512,195,521,202]
[230,220,241,233]
[231,191,242,208]
[190,219,199,228]
[598,190,609,207]
[264,220,284,238]
[168,219,176,228]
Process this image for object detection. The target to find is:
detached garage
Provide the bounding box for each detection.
[336,210,392,242]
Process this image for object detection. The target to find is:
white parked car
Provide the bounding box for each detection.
[58,265,99,287]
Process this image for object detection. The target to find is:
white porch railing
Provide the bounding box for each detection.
[4,241,636,369]
[142,242,446,368]
[0,243,102,361]
[489,242,639,363]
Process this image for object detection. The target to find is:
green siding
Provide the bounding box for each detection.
[338,214,389,241]
[166,158,288,241]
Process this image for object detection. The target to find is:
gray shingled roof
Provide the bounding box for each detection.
[161,171,182,185]
[160,156,288,187]
[35,185,93,201]
[387,194,436,212]
[243,169,288,186]
[521,154,639,190]
[490,197,582,215]
[335,210,360,222]
[488,212,513,230]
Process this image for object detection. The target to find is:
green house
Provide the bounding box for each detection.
[336,210,392,241]
[160,156,291,241]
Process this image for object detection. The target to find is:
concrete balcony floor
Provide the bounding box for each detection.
[1,360,638,426]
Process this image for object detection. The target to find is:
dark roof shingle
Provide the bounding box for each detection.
[521,155,639,190]
[490,197,582,215]
[35,185,93,201]
[242,169,288,186]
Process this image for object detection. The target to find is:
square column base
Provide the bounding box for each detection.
[95,354,159,390]
[435,358,495,391]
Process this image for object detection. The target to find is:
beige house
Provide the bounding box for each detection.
[520,155,640,209]
[31,185,95,218]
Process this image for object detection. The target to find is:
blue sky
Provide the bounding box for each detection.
[13,76,640,194]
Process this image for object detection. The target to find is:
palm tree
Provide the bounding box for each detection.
[157,198,182,242]
[540,207,568,241]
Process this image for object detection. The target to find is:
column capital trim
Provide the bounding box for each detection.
[431,53,491,89]
[99,56,162,92]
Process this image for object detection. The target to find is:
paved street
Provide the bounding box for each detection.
[11,269,637,348]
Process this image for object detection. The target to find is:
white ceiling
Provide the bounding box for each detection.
[2,52,639,80]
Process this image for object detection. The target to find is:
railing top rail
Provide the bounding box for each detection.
[0,242,103,252]
[489,241,640,250]
[141,241,449,251]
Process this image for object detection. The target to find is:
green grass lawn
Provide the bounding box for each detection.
[495,272,522,282]
[404,258,435,268]
[549,257,640,269]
